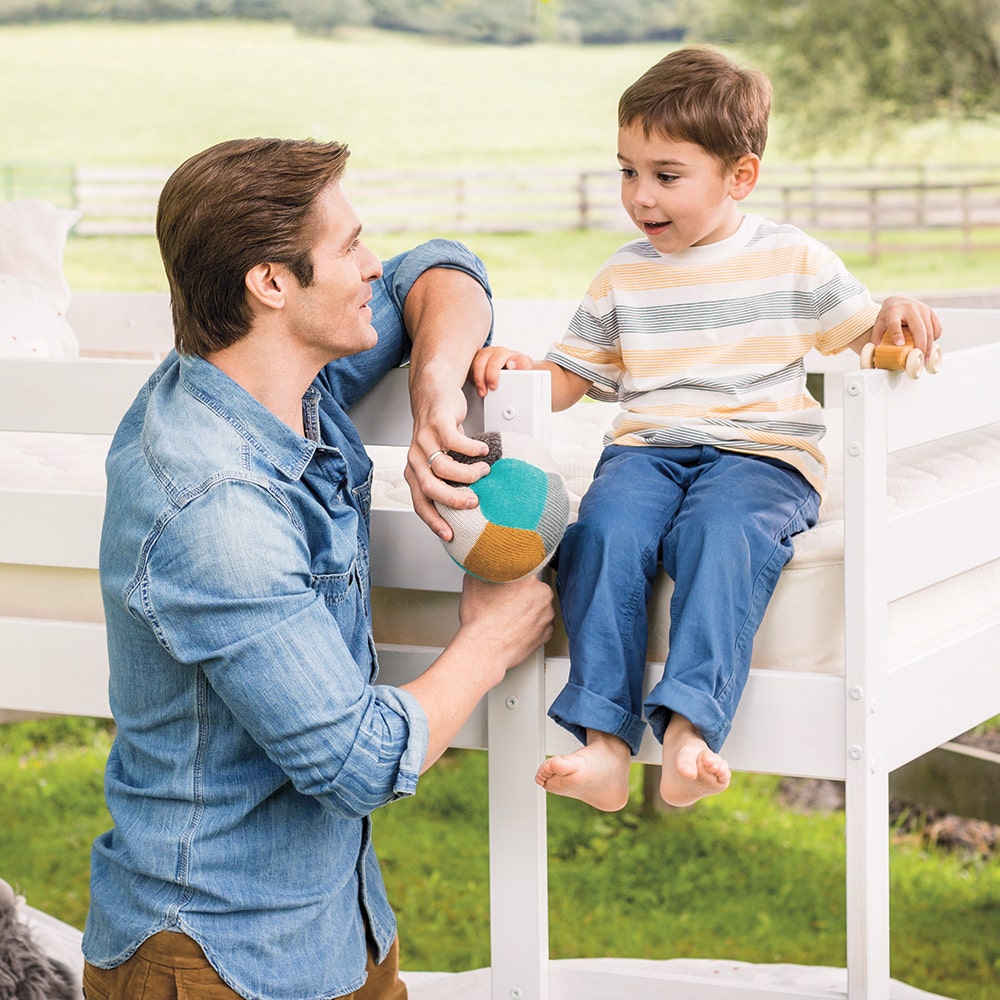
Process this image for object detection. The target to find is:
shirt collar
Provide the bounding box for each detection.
[178,352,322,482]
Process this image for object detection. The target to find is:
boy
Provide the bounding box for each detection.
[472,47,941,811]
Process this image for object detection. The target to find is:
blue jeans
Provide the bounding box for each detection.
[548,445,820,755]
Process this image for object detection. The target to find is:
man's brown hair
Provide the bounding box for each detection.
[156,137,351,356]
[618,47,771,168]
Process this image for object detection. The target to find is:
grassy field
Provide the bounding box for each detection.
[3,20,999,998]
[2,720,998,999]
[0,21,664,171]
[4,20,1000,296]
[5,20,1000,171]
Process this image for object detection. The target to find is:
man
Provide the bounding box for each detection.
[81,137,554,1000]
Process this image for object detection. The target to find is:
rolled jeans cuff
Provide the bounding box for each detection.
[547,682,647,756]
[644,677,732,754]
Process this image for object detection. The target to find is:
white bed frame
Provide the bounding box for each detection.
[2,294,999,1000]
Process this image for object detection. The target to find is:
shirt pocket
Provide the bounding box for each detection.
[312,562,377,682]
[352,465,374,521]
[310,565,358,607]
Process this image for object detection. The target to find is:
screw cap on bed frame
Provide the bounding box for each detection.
[434,431,569,582]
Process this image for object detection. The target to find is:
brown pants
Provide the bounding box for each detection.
[83,930,407,1000]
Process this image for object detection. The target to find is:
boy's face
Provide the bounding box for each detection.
[617,124,751,254]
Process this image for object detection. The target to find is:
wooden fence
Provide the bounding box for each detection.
[4,162,1000,259]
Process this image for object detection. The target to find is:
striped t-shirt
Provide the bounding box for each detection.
[544,214,880,496]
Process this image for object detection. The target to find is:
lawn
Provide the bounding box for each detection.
[2,720,998,999]
[5,20,1000,298]
[0,21,662,171]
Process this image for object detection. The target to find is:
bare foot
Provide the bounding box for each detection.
[535,730,631,811]
[659,715,731,807]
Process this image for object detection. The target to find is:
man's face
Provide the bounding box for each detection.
[285,181,383,364]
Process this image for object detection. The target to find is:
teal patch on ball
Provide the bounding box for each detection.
[435,431,569,582]
[473,458,548,530]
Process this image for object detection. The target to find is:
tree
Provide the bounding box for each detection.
[705,0,1000,151]
[556,0,686,44]
[286,0,370,34]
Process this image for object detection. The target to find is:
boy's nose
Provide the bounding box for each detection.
[631,180,658,208]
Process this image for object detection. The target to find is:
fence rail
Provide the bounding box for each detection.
[4,162,1000,258]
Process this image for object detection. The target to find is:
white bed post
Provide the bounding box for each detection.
[487,652,550,1000]
[484,370,553,1000]
[842,370,892,1000]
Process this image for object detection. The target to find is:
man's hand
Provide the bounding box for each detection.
[402,265,494,539]
[404,572,556,771]
[458,574,556,674]
[404,376,490,540]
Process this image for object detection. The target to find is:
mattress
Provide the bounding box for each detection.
[370,403,1000,674]
[4,407,1000,677]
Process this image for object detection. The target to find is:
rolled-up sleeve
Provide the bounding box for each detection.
[379,237,492,318]
[324,239,493,408]
[370,684,427,798]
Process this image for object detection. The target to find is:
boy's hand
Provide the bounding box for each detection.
[471,345,535,398]
[872,295,942,358]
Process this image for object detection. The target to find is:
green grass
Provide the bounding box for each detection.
[0,21,665,171]
[4,19,996,297]
[5,21,1000,173]
[0,719,114,928]
[3,721,998,998]
[378,750,1000,998]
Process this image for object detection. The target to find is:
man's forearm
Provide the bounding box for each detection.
[402,266,494,536]
[404,265,492,399]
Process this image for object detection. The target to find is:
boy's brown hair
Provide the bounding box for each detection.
[156,137,351,357]
[618,46,771,169]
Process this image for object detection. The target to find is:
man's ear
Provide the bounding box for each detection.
[729,154,760,202]
[245,263,288,311]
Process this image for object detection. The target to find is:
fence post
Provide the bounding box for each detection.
[456,175,467,231]
[961,184,971,253]
[781,185,793,225]
[867,187,880,262]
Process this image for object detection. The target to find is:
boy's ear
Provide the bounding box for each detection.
[729,154,760,202]
[245,262,288,311]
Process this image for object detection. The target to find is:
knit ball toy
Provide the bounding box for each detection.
[435,431,569,582]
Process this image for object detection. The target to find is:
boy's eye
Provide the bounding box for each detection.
[618,167,637,179]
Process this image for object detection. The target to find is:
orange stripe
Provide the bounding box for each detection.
[637,396,821,418]
[589,247,825,299]
[620,335,816,376]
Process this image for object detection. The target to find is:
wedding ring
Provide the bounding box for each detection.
[427,450,445,468]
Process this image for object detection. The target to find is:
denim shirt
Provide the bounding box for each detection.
[82,241,491,1000]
